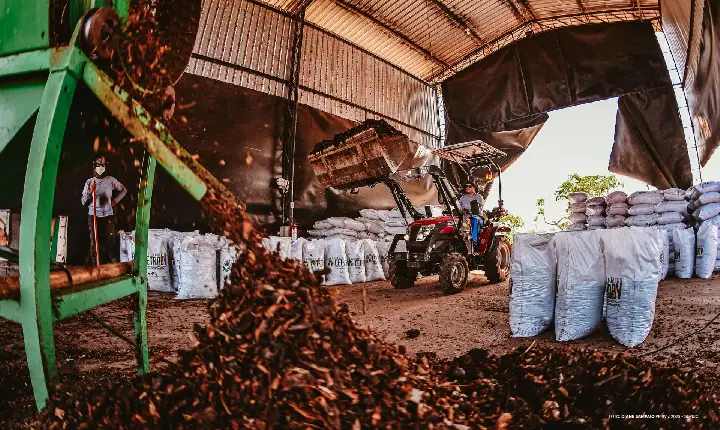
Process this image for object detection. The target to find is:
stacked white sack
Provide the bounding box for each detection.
[655,223,686,277]
[604,191,628,228]
[509,233,556,337]
[688,182,720,223]
[585,196,607,230]
[567,192,589,231]
[601,227,663,347]
[626,191,663,227]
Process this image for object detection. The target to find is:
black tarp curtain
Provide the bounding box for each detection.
[442,21,693,190]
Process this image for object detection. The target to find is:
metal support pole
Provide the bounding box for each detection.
[281,7,308,225]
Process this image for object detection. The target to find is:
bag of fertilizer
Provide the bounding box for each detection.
[375,241,392,278]
[626,213,659,227]
[327,217,348,228]
[607,203,629,216]
[627,204,655,216]
[654,201,689,213]
[695,222,718,279]
[663,188,687,201]
[587,215,606,226]
[307,230,325,237]
[262,236,291,260]
[119,230,135,262]
[569,203,587,213]
[657,212,685,225]
[219,244,240,289]
[586,196,606,206]
[289,238,305,261]
[567,223,587,231]
[604,215,626,228]
[694,181,720,195]
[554,231,605,341]
[176,235,218,299]
[699,191,720,206]
[383,226,407,235]
[693,202,720,221]
[602,227,663,347]
[569,213,587,224]
[169,231,197,292]
[375,210,392,221]
[388,209,405,219]
[343,218,366,231]
[673,227,695,279]
[606,190,628,204]
[359,209,381,220]
[344,240,366,284]
[509,233,556,338]
[313,220,333,230]
[660,233,670,279]
[302,239,326,274]
[361,240,385,282]
[356,231,372,240]
[147,229,173,293]
[568,192,589,204]
[323,238,351,285]
[588,225,606,230]
[385,219,408,228]
[585,205,606,216]
[363,221,385,235]
[628,191,663,206]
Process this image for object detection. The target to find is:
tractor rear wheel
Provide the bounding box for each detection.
[484,235,511,283]
[389,260,417,289]
[440,253,469,294]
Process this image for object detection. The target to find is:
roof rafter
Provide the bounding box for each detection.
[427,0,486,45]
[505,0,537,23]
[331,0,451,69]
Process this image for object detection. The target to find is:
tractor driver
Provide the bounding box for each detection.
[459,183,484,248]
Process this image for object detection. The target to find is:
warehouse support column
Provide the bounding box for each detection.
[281,2,311,226]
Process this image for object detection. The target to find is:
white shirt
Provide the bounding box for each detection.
[81,176,127,217]
[459,193,484,212]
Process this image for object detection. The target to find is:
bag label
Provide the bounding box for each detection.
[606,277,623,306]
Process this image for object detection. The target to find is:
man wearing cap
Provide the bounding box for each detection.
[81,157,127,264]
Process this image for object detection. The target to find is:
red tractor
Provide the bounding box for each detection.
[382,141,511,294]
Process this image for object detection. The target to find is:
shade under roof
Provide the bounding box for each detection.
[257,0,660,81]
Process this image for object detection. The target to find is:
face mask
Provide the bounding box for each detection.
[95,166,105,175]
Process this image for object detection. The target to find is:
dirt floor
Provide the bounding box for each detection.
[1,273,719,426]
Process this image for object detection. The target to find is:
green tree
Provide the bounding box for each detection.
[536,174,624,229]
[501,214,525,230]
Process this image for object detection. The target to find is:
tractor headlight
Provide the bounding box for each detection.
[403,234,410,241]
[416,226,433,241]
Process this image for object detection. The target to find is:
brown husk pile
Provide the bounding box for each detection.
[37,3,719,428]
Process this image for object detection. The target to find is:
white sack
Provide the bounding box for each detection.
[147,229,173,293]
[375,241,392,279]
[323,238,351,285]
[695,222,718,279]
[585,205,606,216]
[627,204,655,216]
[569,203,587,213]
[626,214,659,227]
[176,235,218,299]
[607,203,629,216]
[262,236,291,260]
[602,227,663,347]
[289,238,305,261]
[313,220,333,230]
[383,226,408,235]
[663,188,687,201]
[660,233,670,279]
[384,219,407,228]
[568,192,589,204]
[360,220,385,235]
[588,225,606,230]
[307,230,325,237]
[628,191,663,206]
[694,202,720,220]
[657,212,685,225]
[586,196,606,206]
[376,210,392,221]
[699,191,720,206]
[654,201,689,213]
[388,209,405,219]
[219,244,240,290]
[327,217,348,228]
[119,230,135,262]
[509,233,556,337]
[695,181,720,195]
[302,239,326,274]
[569,213,587,224]
[359,209,381,220]
[344,240,367,284]
[554,231,605,341]
[673,227,696,279]
[604,215,627,228]
[588,215,606,226]
[606,191,628,204]
[343,219,366,231]
[361,240,385,282]
[567,223,587,231]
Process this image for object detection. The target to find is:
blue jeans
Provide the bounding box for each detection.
[470,216,484,245]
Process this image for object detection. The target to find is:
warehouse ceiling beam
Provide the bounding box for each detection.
[428,0,486,46]
[504,0,536,24]
[332,0,451,69]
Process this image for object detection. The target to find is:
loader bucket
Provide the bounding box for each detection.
[308,120,415,190]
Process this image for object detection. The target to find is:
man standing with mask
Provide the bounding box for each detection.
[81,156,127,264]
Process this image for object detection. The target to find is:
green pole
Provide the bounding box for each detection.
[19,69,78,410]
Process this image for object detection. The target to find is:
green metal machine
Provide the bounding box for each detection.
[0,0,229,410]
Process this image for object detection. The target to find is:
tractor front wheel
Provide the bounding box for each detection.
[389,260,417,289]
[484,235,511,283]
[440,253,469,294]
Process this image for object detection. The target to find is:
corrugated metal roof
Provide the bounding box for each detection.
[260,0,661,81]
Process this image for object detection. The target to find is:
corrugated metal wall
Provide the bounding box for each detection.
[186,0,441,148]
[661,0,704,85]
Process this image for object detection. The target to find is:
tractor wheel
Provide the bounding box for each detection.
[389,260,417,289]
[440,253,469,294]
[484,235,511,283]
